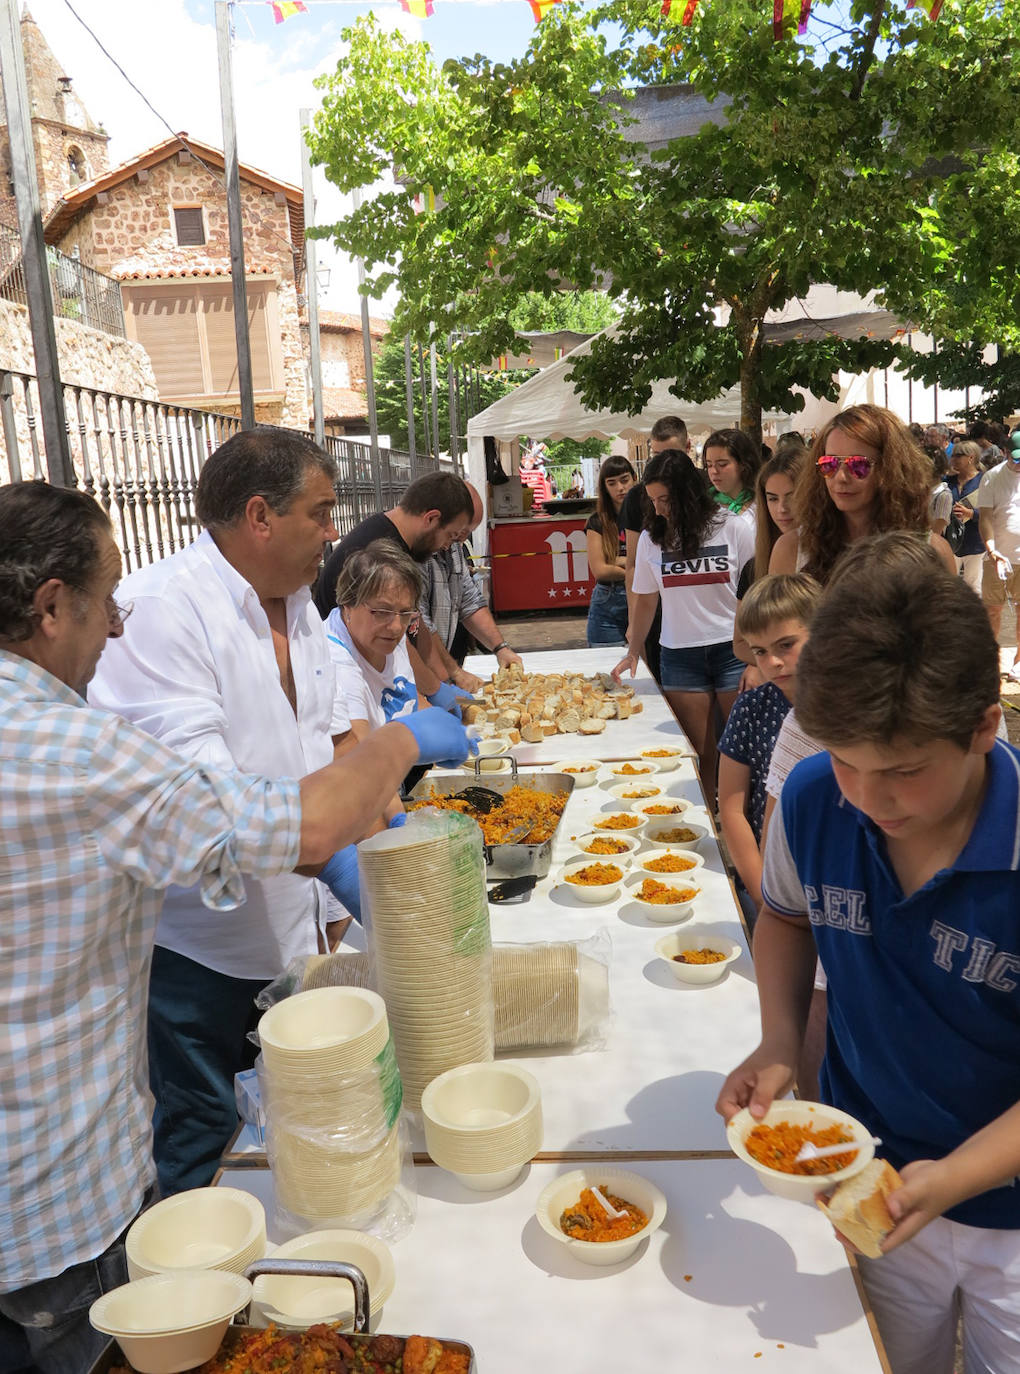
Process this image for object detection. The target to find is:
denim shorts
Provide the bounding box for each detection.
[586,582,629,647]
[659,640,744,693]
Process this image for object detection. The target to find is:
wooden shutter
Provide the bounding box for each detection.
[173,207,205,246]
[203,281,274,393]
[123,284,205,397]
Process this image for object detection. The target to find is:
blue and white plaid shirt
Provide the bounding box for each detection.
[0,652,302,1290]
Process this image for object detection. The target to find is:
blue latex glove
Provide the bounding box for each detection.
[318,844,362,922]
[426,679,475,718]
[388,812,408,828]
[400,706,475,768]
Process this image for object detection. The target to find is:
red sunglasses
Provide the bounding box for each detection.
[816,454,875,479]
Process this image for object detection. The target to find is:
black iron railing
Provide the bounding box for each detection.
[0,223,126,337]
[0,368,445,572]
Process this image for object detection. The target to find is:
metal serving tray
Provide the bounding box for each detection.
[87,1258,476,1372]
[408,757,574,879]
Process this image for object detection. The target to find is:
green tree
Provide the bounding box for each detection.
[373,290,617,454]
[308,2,1020,445]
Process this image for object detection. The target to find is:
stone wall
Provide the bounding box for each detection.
[0,297,158,396]
[55,157,308,429]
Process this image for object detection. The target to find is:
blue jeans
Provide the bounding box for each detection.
[148,945,264,1195]
[586,582,629,647]
[0,1187,156,1374]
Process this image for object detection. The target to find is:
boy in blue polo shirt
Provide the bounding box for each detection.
[717,559,1020,1374]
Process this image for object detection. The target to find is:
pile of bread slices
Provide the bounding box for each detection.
[462,663,643,742]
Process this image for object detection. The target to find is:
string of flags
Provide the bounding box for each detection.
[266,0,943,31]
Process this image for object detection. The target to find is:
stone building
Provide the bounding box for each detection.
[45,134,309,428]
[0,9,111,227]
[306,309,388,436]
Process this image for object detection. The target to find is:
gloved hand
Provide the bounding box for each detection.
[426,679,476,718]
[318,844,362,922]
[400,706,475,768]
[388,812,407,828]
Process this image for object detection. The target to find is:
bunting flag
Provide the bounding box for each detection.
[528,0,560,22]
[907,0,944,17]
[412,184,436,214]
[496,354,509,371]
[399,0,435,16]
[773,0,810,39]
[269,1,306,22]
[553,346,563,360]
[660,0,698,22]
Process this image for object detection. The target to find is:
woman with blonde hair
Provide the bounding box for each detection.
[770,404,957,582]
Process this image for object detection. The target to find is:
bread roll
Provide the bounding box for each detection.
[816,1159,901,1258]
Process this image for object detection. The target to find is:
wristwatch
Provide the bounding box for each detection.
[492,641,512,653]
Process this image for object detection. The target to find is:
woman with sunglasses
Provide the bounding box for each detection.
[325,539,427,739]
[770,404,957,583]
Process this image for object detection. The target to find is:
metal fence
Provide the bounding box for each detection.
[0,223,126,337]
[0,368,440,573]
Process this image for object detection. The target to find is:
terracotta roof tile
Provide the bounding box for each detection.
[319,386,369,420]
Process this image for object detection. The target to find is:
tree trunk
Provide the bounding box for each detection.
[738,326,764,451]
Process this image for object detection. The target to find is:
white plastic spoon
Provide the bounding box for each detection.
[795,1135,882,1163]
[590,1185,627,1220]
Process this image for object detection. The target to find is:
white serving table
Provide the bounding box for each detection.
[218,1160,886,1374]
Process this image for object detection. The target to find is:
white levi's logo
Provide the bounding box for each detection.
[661,543,731,588]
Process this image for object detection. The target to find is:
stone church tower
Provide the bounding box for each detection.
[0,8,109,227]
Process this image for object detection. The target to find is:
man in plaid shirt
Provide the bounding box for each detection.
[0,481,469,1374]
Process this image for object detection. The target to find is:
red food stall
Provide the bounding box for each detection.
[489,513,595,613]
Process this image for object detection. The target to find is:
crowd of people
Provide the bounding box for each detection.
[4,405,1020,1374]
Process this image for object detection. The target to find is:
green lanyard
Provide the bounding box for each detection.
[713,489,752,514]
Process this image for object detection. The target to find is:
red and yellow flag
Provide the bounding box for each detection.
[907,0,944,18]
[496,354,509,371]
[773,0,810,39]
[399,0,435,16]
[528,0,560,22]
[269,1,307,23]
[661,0,698,21]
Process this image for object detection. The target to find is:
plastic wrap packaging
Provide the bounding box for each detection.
[254,987,415,1242]
[358,810,494,1110]
[258,929,611,1054]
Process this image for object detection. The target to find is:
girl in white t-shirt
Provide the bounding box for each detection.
[614,448,755,808]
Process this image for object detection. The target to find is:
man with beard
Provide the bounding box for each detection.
[313,471,476,705]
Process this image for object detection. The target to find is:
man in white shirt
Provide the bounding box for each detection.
[976,440,1020,681]
[90,428,401,1192]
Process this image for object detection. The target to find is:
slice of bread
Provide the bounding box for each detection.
[816,1158,901,1258]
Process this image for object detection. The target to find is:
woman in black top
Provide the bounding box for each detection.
[584,456,636,646]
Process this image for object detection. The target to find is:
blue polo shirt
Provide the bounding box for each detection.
[762,741,1020,1229]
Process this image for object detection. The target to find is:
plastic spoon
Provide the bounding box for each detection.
[795,1135,882,1163]
[590,1185,627,1220]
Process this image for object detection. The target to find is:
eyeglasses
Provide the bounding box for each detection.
[816,454,875,480]
[364,605,419,628]
[106,595,134,630]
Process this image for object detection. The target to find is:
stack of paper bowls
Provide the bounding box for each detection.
[421,1062,542,1190]
[493,943,609,1049]
[126,1189,266,1281]
[359,811,494,1110]
[258,987,403,1224]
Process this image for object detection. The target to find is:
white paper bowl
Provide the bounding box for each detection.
[422,1063,543,1184]
[654,927,741,982]
[461,737,514,773]
[589,810,647,837]
[624,872,701,922]
[535,1168,667,1266]
[643,819,710,851]
[89,1271,252,1374]
[726,1099,877,1202]
[559,858,627,904]
[125,1188,266,1279]
[258,987,388,1068]
[571,831,642,862]
[252,1229,394,1329]
[606,781,662,804]
[640,748,685,771]
[451,1163,527,1192]
[631,798,692,823]
[636,850,705,879]
[600,760,660,783]
[552,759,601,786]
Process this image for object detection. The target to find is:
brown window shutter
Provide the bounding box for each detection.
[204,281,274,393]
[123,285,205,397]
[173,207,205,246]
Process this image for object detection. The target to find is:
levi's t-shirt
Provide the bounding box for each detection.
[631,510,755,648]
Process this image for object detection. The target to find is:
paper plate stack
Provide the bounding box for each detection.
[493,943,609,1049]
[257,987,403,1223]
[359,810,494,1110]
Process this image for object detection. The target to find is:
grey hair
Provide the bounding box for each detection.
[333,539,425,610]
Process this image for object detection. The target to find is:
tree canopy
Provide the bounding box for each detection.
[308,1,1020,441]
